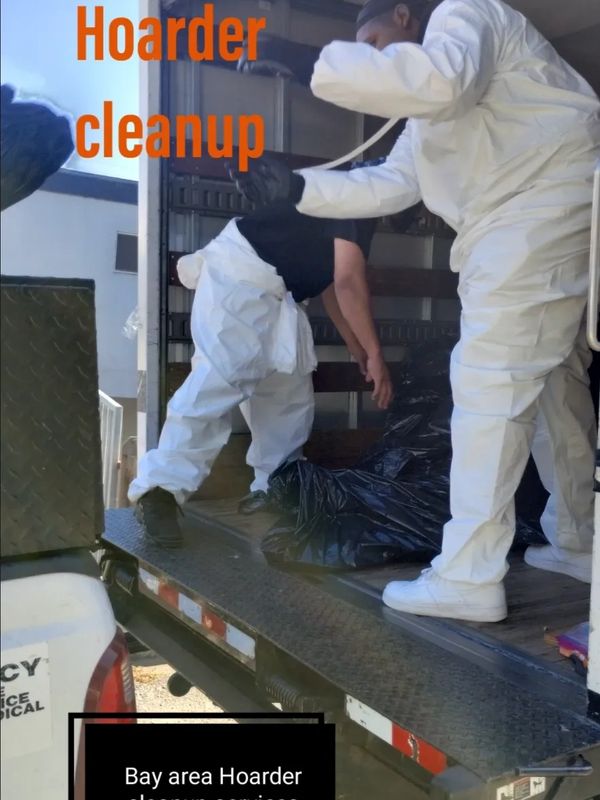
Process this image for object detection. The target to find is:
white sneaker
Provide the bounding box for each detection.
[524,545,591,584]
[382,569,507,622]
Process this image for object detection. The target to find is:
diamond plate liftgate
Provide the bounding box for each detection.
[103,508,600,797]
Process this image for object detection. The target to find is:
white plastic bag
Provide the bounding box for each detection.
[123,307,141,339]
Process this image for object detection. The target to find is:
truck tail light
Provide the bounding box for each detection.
[74,629,137,799]
[84,628,136,720]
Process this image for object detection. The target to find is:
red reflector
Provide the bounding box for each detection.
[158,583,179,608]
[391,725,447,775]
[203,610,226,638]
[84,628,136,723]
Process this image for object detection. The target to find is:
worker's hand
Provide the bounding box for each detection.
[365,352,394,410]
[226,156,305,207]
[347,343,368,376]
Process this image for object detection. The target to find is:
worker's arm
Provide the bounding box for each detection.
[229,126,420,220]
[321,284,369,375]
[297,122,421,219]
[330,238,393,410]
[310,0,500,121]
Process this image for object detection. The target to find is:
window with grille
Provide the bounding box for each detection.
[115,233,138,274]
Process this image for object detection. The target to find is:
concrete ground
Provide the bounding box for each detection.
[131,650,234,723]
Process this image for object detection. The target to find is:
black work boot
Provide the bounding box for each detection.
[238,490,271,515]
[135,488,184,548]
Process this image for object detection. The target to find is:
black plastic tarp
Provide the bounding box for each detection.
[1,85,73,212]
[263,337,548,570]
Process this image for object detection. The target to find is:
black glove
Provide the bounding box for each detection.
[227,156,305,207]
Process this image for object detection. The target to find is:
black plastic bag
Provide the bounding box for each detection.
[263,336,548,570]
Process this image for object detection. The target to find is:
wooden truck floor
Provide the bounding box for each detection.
[186,498,590,680]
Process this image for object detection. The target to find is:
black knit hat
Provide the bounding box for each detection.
[350,156,387,170]
[356,0,435,31]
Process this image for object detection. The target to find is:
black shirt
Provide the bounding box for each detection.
[236,205,377,302]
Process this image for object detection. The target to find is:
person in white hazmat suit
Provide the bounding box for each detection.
[128,199,393,548]
[231,0,600,622]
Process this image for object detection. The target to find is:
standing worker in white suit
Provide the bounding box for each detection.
[231,0,600,622]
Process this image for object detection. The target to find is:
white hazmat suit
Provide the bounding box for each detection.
[297,0,599,588]
[129,220,317,506]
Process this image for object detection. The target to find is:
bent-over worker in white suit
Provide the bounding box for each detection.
[129,202,392,547]
[231,0,599,621]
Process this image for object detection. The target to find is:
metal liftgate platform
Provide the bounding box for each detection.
[103,508,600,799]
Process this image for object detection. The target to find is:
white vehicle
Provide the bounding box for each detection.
[0,276,136,800]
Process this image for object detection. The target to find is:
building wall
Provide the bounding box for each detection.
[1,180,138,439]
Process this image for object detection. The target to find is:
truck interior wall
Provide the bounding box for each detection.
[174,0,357,46]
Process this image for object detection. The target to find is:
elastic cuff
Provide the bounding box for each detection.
[290,172,305,204]
[128,482,188,507]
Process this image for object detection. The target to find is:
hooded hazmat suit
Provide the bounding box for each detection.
[296,0,599,584]
[128,219,317,506]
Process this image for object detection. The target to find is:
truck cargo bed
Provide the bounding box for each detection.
[184,498,592,679]
[103,506,600,797]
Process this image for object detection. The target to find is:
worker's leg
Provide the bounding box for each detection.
[433,327,566,584]
[129,267,281,508]
[240,369,315,492]
[129,355,246,506]
[530,412,559,543]
[433,288,589,585]
[383,209,590,618]
[530,325,595,550]
[525,324,595,580]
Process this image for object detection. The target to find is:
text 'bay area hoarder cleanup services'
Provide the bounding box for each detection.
[75,5,266,169]
[125,766,304,799]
